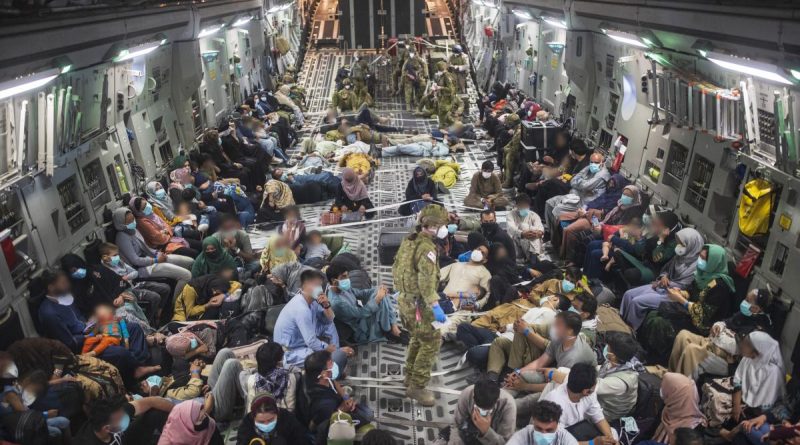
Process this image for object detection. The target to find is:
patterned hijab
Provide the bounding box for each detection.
[262,180,295,209]
[129,196,168,231]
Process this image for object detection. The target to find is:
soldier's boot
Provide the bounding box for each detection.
[403,374,410,387]
[406,386,435,406]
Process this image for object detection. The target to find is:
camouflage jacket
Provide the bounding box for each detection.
[392,232,440,304]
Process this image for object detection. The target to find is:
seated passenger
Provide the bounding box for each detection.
[637,243,735,364]
[75,395,171,445]
[191,237,237,278]
[544,152,611,233]
[653,373,707,444]
[159,399,224,444]
[335,167,375,218]
[507,400,578,445]
[258,179,296,222]
[478,209,516,259]
[613,210,680,286]
[620,227,704,330]
[211,213,261,275]
[260,236,297,275]
[244,343,298,413]
[172,274,239,322]
[485,244,552,308]
[540,363,617,444]
[464,161,510,210]
[235,392,310,445]
[532,139,591,217]
[448,377,517,445]
[273,270,354,369]
[399,167,439,216]
[276,84,306,127]
[145,181,203,241]
[302,230,331,266]
[506,194,545,261]
[583,218,644,283]
[439,245,491,310]
[669,288,775,379]
[326,264,401,344]
[1,369,71,440]
[130,196,199,258]
[277,206,306,251]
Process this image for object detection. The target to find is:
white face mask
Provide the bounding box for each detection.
[2,363,18,379]
[674,245,687,256]
[548,325,560,341]
[470,249,484,262]
[436,225,449,239]
[56,294,74,306]
[481,171,492,179]
[21,388,36,407]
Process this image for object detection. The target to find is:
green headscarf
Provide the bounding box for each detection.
[694,244,734,291]
[191,237,237,278]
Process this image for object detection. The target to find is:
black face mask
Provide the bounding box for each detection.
[481,222,498,233]
[194,415,210,431]
[206,249,220,258]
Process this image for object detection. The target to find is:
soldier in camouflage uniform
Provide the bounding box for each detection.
[414,87,438,117]
[401,51,427,110]
[331,79,360,113]
[433,61,457,129]
[502,113,523,188]
[448,44,469,94]
[350,53,372,106]
[390,40,408,96]
[392,205,449,406]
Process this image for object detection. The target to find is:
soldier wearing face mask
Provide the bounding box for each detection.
[331,79,361,113]
[392,205,449,406]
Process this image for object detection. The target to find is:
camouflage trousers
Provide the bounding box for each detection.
[437,95,454,128]
[503,147,519,187]
[398,293,442,388]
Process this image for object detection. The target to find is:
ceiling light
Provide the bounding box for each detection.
[704,51,794,85]
[792,69,800,81]
[602,28,648,48]
[512,9,532,20]
[0,68,61,101]
[198,25,223,38]
[547,42,565,54]
[542,16,567,29]
[113,42,161,62]
[233,16,252,27]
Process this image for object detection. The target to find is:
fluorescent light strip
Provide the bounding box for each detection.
[512,9,532,20]
[603,29,648,48]
[199,26,223,38]
[542,17,567,29]
[706,52,793,85]
[0,69,61,101]
[792,69,800,81]
[114,43,161,62]
[233,17,252,27]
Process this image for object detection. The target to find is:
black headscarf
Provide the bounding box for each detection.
[411,167,430,196]
[189,275,230,305]
[486,243,517,278]
[60,254,128,317]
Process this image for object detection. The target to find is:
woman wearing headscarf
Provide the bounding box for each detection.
[112,207,193,292]
[244,343,298,413]
[259,236,297,274]
[259,179,295,222]
[669,288,775,379]
[620,227,705,330]
[129,196,200,258]
[276,84,306,127]
[485,243,542,308]
[191,237,237,278]
[172,274,239,321]
[158,399,223,445]
[236,392,310,445]
[557,174,632,255]
[335,167,375,218]
[654,373,707,445]
[199,128,254,191]
[614,210,681,285]
[719,331,785,442]
[399,166,438,216]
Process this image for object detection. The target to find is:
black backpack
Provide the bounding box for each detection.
[630,372,664,441]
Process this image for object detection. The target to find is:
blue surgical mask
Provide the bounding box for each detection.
[561,279,576,293]
[71,268,87,279]
[143,203,153,215]
[313,286,324,298]
[155,189,167,200]
[346,133,357,144]
[146,375,162,388]
[539,296,551,307]
[534,431,557,445]
[110,255,121,266]
[190,338,199,350]
[740,300,753,317]
[115,413,131,433]
[568,306,580,314]
[642,214,651,226]
[280,172,289,182]
[518,208,530,217]
[338,278,351,291]
[126,221,137,230]
[619,195,634,206]
[218,137,223,146]
[255,420,277,434]
[447,224,458,234]
[588,162,601,174]
[477,406,491,417]
[602,345,610,360]
[329,362,340,380]
[697,258,707,270]
[185,183,193,189]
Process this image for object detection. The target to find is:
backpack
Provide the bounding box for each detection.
[1,410,48,445]
[631,372,663,439]
[738,178,774,236]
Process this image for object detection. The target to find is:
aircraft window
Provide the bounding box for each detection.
[663,140,688,192]
[576,36,582,57]
[684,153,714,211]
[621,73,637,121]
[81,159,111,210]
[57,175,89,234]
[771,243,788,277]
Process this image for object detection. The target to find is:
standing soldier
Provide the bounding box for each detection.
[402,50,427,111]
[390,40,408,96]
[350,53,372,106]
[449,44,469,94]
[331,79,360,113]
[434,61,457,128]
[502,113,523,188]
[392,205,449,406]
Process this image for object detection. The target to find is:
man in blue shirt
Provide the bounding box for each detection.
[273,270,354,371]
[325,263,406,344]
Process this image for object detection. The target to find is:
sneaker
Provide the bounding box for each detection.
[406,386,435,406]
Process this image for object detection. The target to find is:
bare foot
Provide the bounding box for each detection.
[133,365,161,380]
[84,351,97,357]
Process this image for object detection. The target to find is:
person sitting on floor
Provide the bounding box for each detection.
[399,166,440,216]
[464,161,510,210]
[507,400,579,445]
[448,376,517,445]
[506,194,546,262]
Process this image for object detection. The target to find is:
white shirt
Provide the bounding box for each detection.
[542,376,605,428]
[500,307,556,340]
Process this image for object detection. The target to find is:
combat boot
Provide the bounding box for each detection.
[406,386,435,406]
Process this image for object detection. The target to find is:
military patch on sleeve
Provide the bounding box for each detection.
[426,251,436,263]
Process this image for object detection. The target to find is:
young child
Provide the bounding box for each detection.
[303,230,330,265]
[1,370,70,439]
[82,304,130,356]
[99,242,163,327]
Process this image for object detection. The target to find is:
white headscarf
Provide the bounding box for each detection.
[662,228,704,287]
[734,331,785,408]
